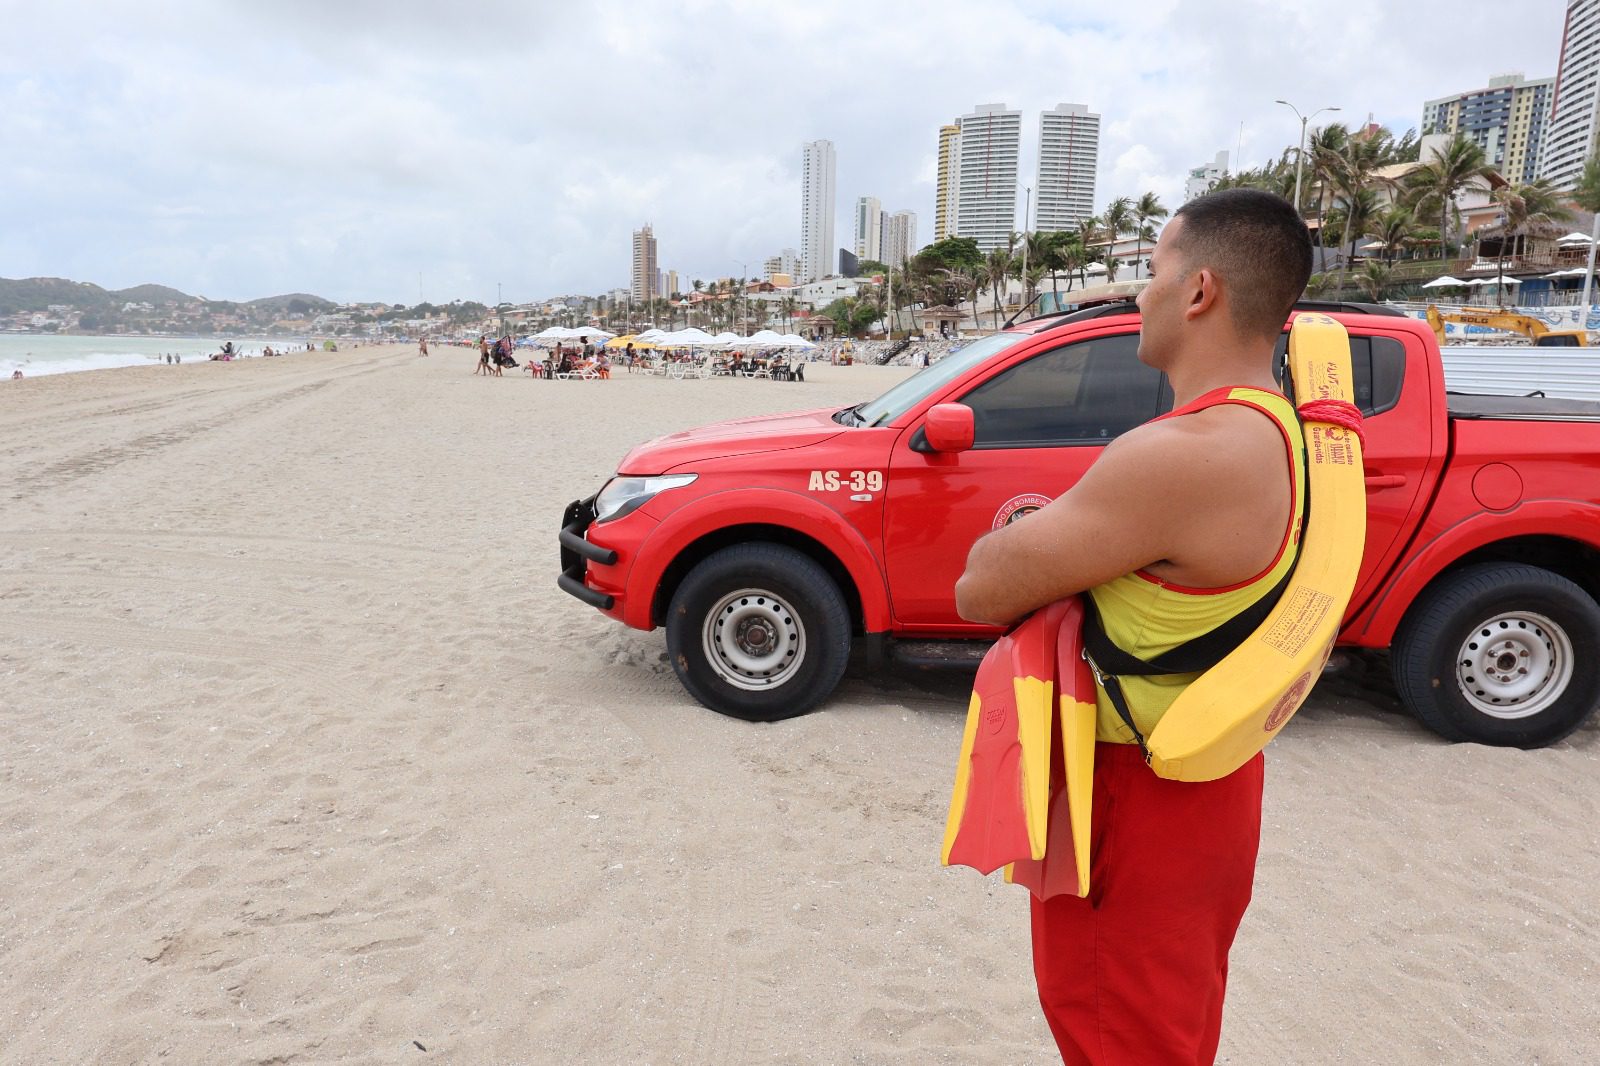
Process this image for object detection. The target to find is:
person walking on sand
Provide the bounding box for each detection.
[475,336,490,376]
[954,189,1313,1066]
[419,337,429,357]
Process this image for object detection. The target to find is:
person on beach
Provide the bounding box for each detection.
[954,189,1313,1065]
[419,337,429,357]
[475,336,490,376]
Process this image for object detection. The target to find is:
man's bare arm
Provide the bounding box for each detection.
[953,419,1239,626]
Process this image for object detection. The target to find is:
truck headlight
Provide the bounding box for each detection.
[594,473,698,523]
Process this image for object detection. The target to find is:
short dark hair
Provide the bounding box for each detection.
[1168,188,1312,341]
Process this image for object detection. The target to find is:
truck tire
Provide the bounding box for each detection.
[1392,563,1600,747]
[666,543,852,721]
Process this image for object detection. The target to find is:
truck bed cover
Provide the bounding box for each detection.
[1447,392,1600,421]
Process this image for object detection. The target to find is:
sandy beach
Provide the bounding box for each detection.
[2,344,1597,1064]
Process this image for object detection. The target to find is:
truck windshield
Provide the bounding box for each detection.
[851,332,1030,427]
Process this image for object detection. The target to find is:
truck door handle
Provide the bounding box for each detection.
[1364,474,1406,489]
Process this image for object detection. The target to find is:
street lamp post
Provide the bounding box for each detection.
[1020,185,1032,309]
[1275,99,1340,215]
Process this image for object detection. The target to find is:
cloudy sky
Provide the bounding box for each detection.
[0,0,1569,305]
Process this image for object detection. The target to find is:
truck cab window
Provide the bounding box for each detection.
[960,333,1163,447]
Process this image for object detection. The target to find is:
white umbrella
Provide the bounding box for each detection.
[1358,240,1387,251]
[778,333,816,348]
[1468,275,1522,286]
[1421,275,1468,288]
[534,326,566,339]
[1557,232,1595,244]
[742,329,788,348]
[635,328,666,340]
[560,326,614,340]
[707,331,744,349]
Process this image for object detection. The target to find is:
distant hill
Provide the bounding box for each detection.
[110,283,198,305]
[0,276,334,315]
[247,293,337,314]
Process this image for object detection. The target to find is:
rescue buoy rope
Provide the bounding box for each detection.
[1296,398,1365,448]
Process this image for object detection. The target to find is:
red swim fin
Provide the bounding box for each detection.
[942,601,1068,875]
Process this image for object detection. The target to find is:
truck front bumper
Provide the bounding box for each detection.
[558,495,617,610]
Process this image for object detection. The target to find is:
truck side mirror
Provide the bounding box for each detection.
[923,403,975,452]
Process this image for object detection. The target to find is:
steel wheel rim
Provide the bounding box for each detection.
[1455,610,1573,720]
[702,587,806,691]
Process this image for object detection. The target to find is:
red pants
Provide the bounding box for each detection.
[1031,743,1264,1065]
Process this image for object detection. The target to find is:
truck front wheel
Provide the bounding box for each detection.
[1392,563,1600,747]
[666,543,852,721]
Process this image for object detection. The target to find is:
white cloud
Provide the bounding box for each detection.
[0,0,1569,302]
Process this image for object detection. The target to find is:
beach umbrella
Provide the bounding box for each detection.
[534,326,566,339]
[1421,275,1468,288]
[1358,240,1387,251]
[707,331,743,348]
[743,329,787,348]
[1557,232,1595,245]
[778,333,816,348]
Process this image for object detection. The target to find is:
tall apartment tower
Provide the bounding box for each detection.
[1185,150,1230,202]
[883,210,918,268]
[631,224,658,304]
[954,103,1022,252]
[1035,103,1100,232]
[800,139,837,283]
[855,196,885,262]
[1541,0,1600,188]
[1424,74,1553,184]
[934,123,961,241]
[763,248,800,283]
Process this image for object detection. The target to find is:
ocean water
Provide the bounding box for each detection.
[0,334,310,378]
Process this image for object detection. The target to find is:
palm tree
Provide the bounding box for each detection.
[1355,261,1392,301]
[1131,192,1169,279]
[1366,205,1419,265]
[1307,123,1350,269]
[1100,197,1133,281]
[1403,136,1493,264]
[983,248,1013,328]
[1488,178,1572,306]
[1071,218,1102,287]
[1333,132,1395,291]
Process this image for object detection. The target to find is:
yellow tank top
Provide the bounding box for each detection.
[1087,386,1306,745]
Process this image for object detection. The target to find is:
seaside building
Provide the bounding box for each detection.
[1424,73,1552,184]
[935,123,961,242]
[954,103,1022,252]
[1035,103,1100,232]
[801,139,837,283]
[855,196,885,262]
[764,248,800,282]
[664,269,680,299]
[1185,150,1230,202]
[839,249,860,277]
[1541,0,1600,188]
[631,224,658,304]
[883,210,917,269]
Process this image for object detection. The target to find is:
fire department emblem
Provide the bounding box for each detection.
[992,493,1052,530]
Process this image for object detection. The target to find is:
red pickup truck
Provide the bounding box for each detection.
[560,302,1600,748]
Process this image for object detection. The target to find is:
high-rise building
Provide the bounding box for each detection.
[839,248,859,278]
[663,270,679,299]
[855,196,885,262]
[1425,73,1553,184]
[954,103,1022,252]
[801,139,837,282]
[631,224,658,304]
[1541,1,1600,188]
[763,248,800,282]
[1185,150,1230,202]
[935,124,961,242]
[1035,103,1100,232]
[883,210,917,268]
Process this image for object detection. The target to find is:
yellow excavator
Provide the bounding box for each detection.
[1426,304,1589,347]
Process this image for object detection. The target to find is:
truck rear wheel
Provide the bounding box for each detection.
[1392,563,1600,747]
[666,543,851,721]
